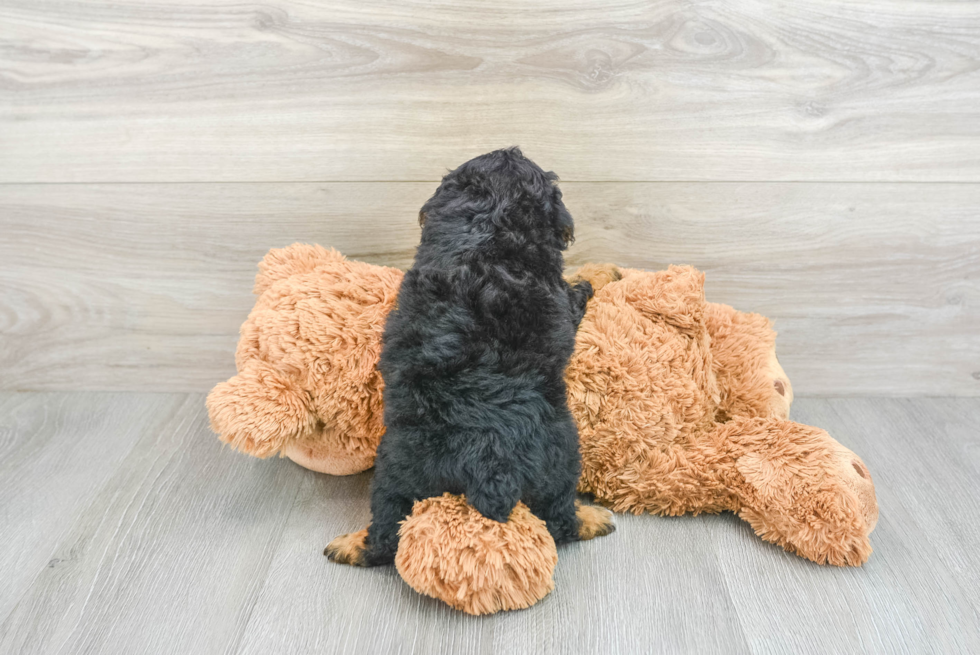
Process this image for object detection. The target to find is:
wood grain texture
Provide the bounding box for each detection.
[0,392,187,620]
[713,398,980,654]
[236,471,748,655]
[1,182,977,395]
[0,393,304,655]
[1,393,979,654]
[1,0,979,182]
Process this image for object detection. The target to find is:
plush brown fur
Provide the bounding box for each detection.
[207,245,879,613]
[567,265,876,566]
[395,494,558,615]
[705,303,794,422]
[208,244,400,474]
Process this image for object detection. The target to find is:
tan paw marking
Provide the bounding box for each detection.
[324,528,368,566]
[576,502,616,540]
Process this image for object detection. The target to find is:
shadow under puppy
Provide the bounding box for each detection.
[326,148,615,567]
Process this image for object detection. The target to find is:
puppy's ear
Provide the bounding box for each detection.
[418,195,435,228]
[556,204,574,249]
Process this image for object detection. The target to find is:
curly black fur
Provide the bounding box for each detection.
[351,148,595,566]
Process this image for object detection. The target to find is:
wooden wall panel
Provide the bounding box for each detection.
[1,0,979,182]
[1,1,977,394]
[2,182,977,395]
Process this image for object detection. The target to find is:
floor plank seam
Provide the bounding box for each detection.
[228,467,306,655]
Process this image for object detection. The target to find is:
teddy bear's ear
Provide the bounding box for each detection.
[254,243,345,295]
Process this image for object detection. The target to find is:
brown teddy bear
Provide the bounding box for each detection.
[208,244,878,614]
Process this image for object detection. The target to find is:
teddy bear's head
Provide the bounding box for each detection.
[208,245,402,474]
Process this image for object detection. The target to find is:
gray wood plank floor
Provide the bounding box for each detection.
[1,393,978,654]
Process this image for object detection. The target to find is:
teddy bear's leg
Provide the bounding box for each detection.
[716,417,877,566]
[206,360,317,459]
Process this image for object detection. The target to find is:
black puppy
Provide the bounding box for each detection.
[326,148,614,567]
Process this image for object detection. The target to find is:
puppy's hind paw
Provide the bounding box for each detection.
[324,529,368,566]
[576,502,616,540]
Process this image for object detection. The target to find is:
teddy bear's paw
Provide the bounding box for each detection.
[783,519,873,567]
[576,502,616,540]
[832,446,878,535]
[324,529,369,566]
[565,263,622,293]
[831,536,873,567]
[738,499,873,567]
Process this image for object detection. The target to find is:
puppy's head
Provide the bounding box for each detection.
[418,147,574,251]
